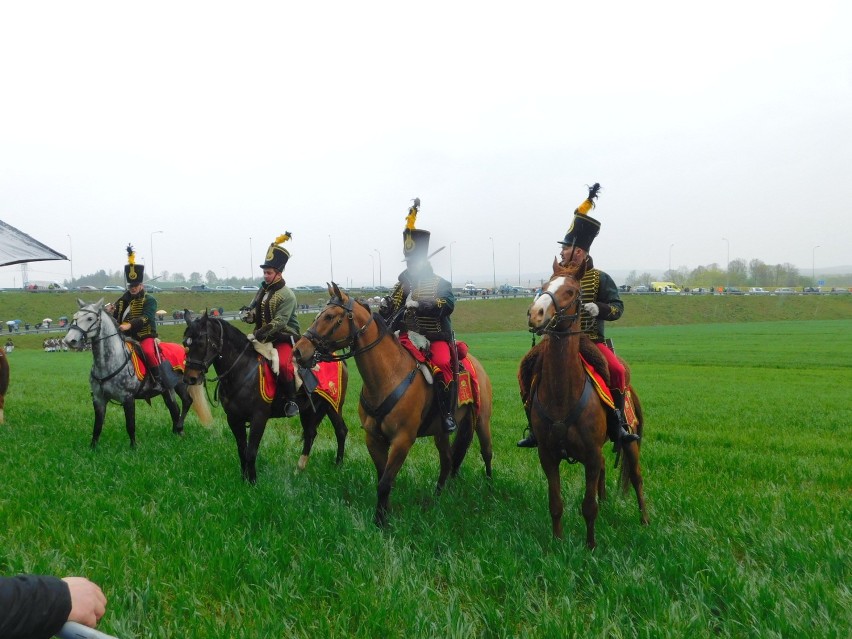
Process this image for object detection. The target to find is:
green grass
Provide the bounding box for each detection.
[1,320,850,638]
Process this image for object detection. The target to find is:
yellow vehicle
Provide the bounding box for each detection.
[651,281,681,293]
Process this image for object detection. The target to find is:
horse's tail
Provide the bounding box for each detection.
[188,384,214,427]
[620,385,643,494]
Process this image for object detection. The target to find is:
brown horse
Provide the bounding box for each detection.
[522,261,648,548]
[0,348,8,424]
[294,283,493,526]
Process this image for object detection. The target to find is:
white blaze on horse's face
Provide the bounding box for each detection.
[528,276,567,329]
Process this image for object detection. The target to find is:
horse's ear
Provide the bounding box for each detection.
[331,281,343,300]
[326,283,334,297]
[552,257,560,274]
[96,297,104,308]
[184,308,193,323]
[77,298,86,308]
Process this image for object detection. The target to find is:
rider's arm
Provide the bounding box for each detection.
[415,278,455,318]
[264,288,300,339]
[595,271,624,321]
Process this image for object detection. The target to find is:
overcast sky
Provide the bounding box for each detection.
[2,1,850,290]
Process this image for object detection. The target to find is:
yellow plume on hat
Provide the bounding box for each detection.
[575,183,601,216]
[405,197,420,230]
[126,244,136,265]
[273,232,292,245]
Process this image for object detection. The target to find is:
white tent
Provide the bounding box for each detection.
[0,219,67,267]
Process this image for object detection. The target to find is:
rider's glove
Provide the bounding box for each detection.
[379,297,389,311]
[254,325,273,342]
[405,294,420,309]
[583,302,599,317]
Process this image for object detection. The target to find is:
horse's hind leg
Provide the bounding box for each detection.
[538,451,564,539]
[621,441,648,525]
[475,412,493,479]
[173,383,193,434]
[296,405,321,472]
[328,406,348,466]
[162,389,183,435]
[581,457,602,550]
[122,400,137,449]
[450,414,474,478]
[433,431,453,494]
[368,429,415,527]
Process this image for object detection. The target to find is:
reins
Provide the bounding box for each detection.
[70,308,135,384]
[303,297,386,362]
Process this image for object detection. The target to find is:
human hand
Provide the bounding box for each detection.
[583,302,599,317]
[379,297,389,311]
[405,294,419,309]
[63,577,107,628]
[254,325,272,341]
[119,322,131,331]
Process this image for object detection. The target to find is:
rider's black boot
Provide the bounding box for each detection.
[610,389,640,451]
[438,381,457,433]
[516,425,538,448]
[157,361,181,390]
[282,377,299,418]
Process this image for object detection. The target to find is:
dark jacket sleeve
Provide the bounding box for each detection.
[0,575,71,639]
[594,271,624,321]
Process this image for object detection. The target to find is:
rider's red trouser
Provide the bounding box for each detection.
[596,342,625,391]
[275,342,295,382]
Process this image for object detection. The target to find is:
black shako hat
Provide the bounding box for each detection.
[123,244,144,285]
[260,232,293,271]
[559,182,602,252]
[402,198,430,262]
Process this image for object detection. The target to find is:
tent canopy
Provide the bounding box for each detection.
[0,219,67,267]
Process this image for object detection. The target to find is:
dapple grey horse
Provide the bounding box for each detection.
[64,299,212,447]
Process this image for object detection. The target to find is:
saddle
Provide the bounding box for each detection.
[397,331,477,408]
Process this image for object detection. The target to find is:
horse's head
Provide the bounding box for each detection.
[528,259,583,335]
[294,282,370,367]
[181,312,219,385]
[64,298,108,350]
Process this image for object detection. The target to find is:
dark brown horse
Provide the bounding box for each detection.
[294,283,493,526]
[0,348,8,424]
[522,261,648,548]
[182,312,350,483]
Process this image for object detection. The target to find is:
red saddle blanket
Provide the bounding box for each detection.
[258,357,345,413]
[398,337,480,410]
[580,354,615,410]
[127,341,186,381]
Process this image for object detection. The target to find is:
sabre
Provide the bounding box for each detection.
[56,621,120,639]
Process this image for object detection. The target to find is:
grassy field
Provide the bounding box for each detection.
[1,316,850,638]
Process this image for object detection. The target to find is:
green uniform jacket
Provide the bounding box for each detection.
[579,267,623,342]
[380,264,455,341]
[113,291,158,339]
[251,279,301,343]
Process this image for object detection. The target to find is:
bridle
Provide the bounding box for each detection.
[532,279,583,338]
[68,307,120,345]
[302,296,386,363]
[183,316,250,381]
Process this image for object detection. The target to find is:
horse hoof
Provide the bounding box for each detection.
[297,455,308,471]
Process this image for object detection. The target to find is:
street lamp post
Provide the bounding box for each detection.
[812,245,820,286]
[368,253,375,287]
[668,243,674,278]
[328,235,334,282]
[150,230,163,280]
[489,236,496,292]
[722,237,730,292]
[518,242,521,287]
[373,249,382,289]
[449,241,456,289]
[249,237,253,278]
[67,234,73,283]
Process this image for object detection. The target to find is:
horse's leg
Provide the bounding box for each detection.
[161,388,183,436]
[538,450,564,539]
[227,415,249,481]
[91,396,107,449]
[370,429,415,527]
[581,455,602,550]
[122,399,137,449]
[450,410,474,478]
[296,401,321,472]
[433,431,453,494]
[172,383,192,434]
[320,403,348,467]
[621,440,648,525]
[244,413,268,485]
[598,450,607,502]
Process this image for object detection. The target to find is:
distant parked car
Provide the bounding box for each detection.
[102,285,125,291]
[748,287,769,295]
[802,286,821,294]
[723,287,743,295]
[77,285,99,291]
[632,285,649,293]
[170,286,191,292]
[190,284,210,292]
[215,285,236,291]
[240,285,259,291]
[774,287,795,295]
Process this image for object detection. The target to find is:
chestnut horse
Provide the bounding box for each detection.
[0,348,8,424]
[294,283,493,526]
[182,312,350,483]
[522,261,648,548]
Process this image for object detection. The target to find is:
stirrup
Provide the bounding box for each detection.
[442,415,457,434]
[284,400,299,418]
[517,428,538,448]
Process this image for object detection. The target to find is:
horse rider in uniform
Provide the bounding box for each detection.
[110,244,178,388]
[242,233,301,418]
[379,199,458,433]
[518,183,640,452]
